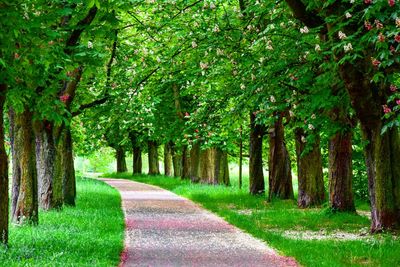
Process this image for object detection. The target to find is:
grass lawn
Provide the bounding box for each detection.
[0,177,124,267]
[104,172,400,267]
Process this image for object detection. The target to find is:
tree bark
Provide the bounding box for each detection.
[62,128,76,206]
[268,114,294,201]
[284,0,400,233]
[129,133,142,174]
[133,146,142,175]
[10,108,38,224]
[148,141,160,175]
[295,129,325,208]
[239,125,243,189]
[339,62,400,232]
[181,145,190,179]
[214,148,230,186]
[0,85,8,244]
[116,147,127,173]
[172,145,181,177]
[164,142,173,176]
[329,130,355,212]
[249,112,265,195]
[199,148,214,184]
[190,143,201,182]
[35,122,56,210]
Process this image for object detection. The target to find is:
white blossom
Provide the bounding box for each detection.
[270,95,276,103]
[338,31,347,40]
[87,41,93,49]
[344,43,353,52]
[345,12,352,19]
[315,44,321,52]
[300,26,309,34]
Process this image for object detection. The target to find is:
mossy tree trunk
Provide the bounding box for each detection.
[181,145,190,179]
[268,114,294,201]
[129,133,142,174]
[329,130,355,212]
[62,129,76,206]
[295,129,325,208]
[213,148,230,186]
[285,0,400,233]
[34,121,56,210]
[0,85,8,244]
[199,148,214,184]
[249,112,265,195]
[190,143,201,182]
[116,147,127,173]
[164,142,173,176]
[133,146,142,175]
[172,145,181,177]
[339,62,400,232]
[148,141,160,175]
[10,108,38,224]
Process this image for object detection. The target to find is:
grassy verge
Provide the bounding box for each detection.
[0,177,124,267]
[104,172,400,267]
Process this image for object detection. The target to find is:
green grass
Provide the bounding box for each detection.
[0,177,124,267]
[104,172,400,267]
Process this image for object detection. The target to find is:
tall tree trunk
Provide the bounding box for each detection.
[10,108,38,224]
[35,122,56,210]
[133,146,142,175]
[214,148,230,186]
[172,145,181,177]
[284,0,400,232]
[130,133,142,174]
[268,114,294,201]
[116,147,127,173]
[62,128,76,206]
[190,143,201,182]
[249,112,265,195]
[239,125,243,189]
[181,145,190,179]
[339,63,400,232]
[363,126,400,232]
[164,142,173,176]
[0,85,8,244]
[199,148,214,184]
[148,141,160,175]
[329,130,355,212]
[295,129,325,208]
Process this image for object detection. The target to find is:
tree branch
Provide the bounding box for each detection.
[65,6,98,54]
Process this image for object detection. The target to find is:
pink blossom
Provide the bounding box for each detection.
[371,58,381,67]
[390,45,396,53]
[375,20,384,29]
[383,105,392,113]
[396,99,400,105]
[60,94,70,103]
[378,33,385,42]
[390,84,398,92]
[364,21,373,30]
[364,0,372,4]
[395,35,400,42]
[388,0,395,7]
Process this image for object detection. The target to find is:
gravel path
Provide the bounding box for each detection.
[101,178,298,267]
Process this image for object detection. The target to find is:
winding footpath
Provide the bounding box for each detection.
[101,178,298,267]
